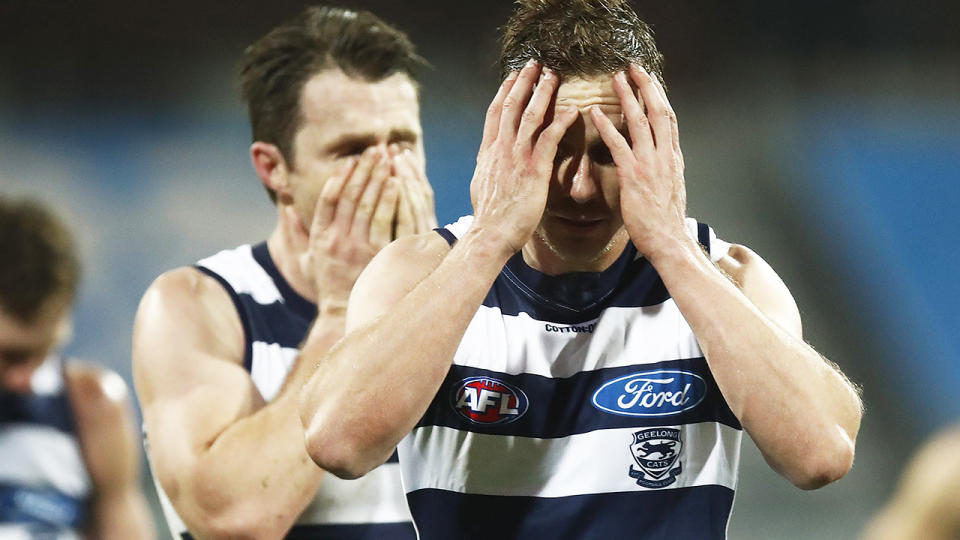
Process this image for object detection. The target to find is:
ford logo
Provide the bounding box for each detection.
[592,370,706,417]
[450,377,528,425]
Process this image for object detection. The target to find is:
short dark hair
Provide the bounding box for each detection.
[500,0,665,85]
[240,5,426,203]
[0,197,80,323]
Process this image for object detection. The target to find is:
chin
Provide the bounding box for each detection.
[536,226,623,266]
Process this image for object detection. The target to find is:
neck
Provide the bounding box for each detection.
[521,228,630,275]
[266,211,317,303]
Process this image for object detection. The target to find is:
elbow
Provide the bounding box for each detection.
[302,420,379,481]
[788,434,856,490]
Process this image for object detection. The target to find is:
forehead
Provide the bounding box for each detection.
[0,307,65,351]
[554,74,625,141]
[556,75,620,111]
[298,70,421,141]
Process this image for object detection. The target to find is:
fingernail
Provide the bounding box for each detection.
[505,71,519,82]
[525,58,537,68]
[543,67,556,79]
[615,71,627,83]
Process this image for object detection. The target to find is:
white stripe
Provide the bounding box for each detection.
[454,302,704,379]
[442,215,473,239]
[0,524,81,540]
[249,342,299,402]
[400,422,740,498]
[0,425,91,498]
[298,463,412,525]
[197,244,283,305]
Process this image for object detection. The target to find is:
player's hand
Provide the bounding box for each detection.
[589,64,689,258]
[470,59,579,256]
[284,146,400,315]
[391,144,437,238]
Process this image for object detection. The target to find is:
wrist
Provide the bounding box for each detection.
[641,230,706,270]
[460,220,524,263]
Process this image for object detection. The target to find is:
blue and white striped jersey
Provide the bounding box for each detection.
[400,216,742,539]
[152,242,414,540]
[0,356,90,540]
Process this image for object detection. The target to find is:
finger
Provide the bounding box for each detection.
[648,73,681,157]
[314,156,358,231]
[532,105,580,163]
[394,177,416,238]
[588,105,636,169]
[481,70,520,150]
[352,151,391,241]
[498,59,542,140]
[333,147,381,231]
[516,67,560,148]
[611,71,653,153]
[370,177,400,248]
[396,151,436,231]
[628,64,671,151]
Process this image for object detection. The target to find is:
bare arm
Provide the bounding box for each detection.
[299,60,580,478]
[133,268,329,539]
[591,64,862,490]
[66,364,155,540]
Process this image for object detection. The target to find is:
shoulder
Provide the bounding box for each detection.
[64,361,131,417]
[63,362,137,456]
[347,231,451,330]
[716,244,803,338]
[134,266,244,365]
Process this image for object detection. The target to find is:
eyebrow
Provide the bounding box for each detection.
[322,128,420,154]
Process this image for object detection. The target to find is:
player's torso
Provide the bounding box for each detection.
[0,356,90,540]
[153,242,414,540]
[400,216,743,540]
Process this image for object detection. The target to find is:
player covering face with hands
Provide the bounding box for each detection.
[133,6,432,539]
[299,1,861,538]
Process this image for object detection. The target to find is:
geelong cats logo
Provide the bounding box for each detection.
[451,377,528,425]
[629,428,683,488]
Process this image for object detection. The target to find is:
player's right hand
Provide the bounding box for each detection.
[286,146,399,316]
[469,59,579,256]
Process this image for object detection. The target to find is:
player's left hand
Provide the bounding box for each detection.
[589,64,689,259]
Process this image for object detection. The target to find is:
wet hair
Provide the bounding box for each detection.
[0,197,80,322]
[500,0,665,85]
[240,5,427,202]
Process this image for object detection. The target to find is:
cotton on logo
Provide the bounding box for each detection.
[450,377,528,425]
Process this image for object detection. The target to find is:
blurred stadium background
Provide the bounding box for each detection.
[1,1,957,538]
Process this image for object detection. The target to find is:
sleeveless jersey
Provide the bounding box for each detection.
[0,356,90,539]
[151,242,414,540]
[399,216,742,539]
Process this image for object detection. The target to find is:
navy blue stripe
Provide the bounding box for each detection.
[181,521,415,540]
[235,295,312,349]
[251,242,318,322]
[386,449,399,463]
[417,358,741,437]
[697,221,711,253]
[0,483,87,529]
[434,227,457,246]
[0,392,75,433]
[195,265,254,371]
[407,485,733,539]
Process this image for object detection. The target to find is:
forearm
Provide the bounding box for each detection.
[300,227,511,478]
[90,488,156,540]
[648,238,861,488]
[175,393,322,538]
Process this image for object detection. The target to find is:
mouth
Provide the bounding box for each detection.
[551,215,607,231]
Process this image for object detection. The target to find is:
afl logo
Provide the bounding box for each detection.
[592,369,706,417]
[451,377,528,425]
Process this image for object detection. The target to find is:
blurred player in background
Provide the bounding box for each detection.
[863,424,960,540]
[133,5,435,539]
[0,197,154,539]
[298,0,863,537]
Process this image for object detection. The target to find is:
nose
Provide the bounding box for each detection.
[569,155,599,204]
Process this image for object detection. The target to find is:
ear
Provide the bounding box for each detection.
[250,142,293,202]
